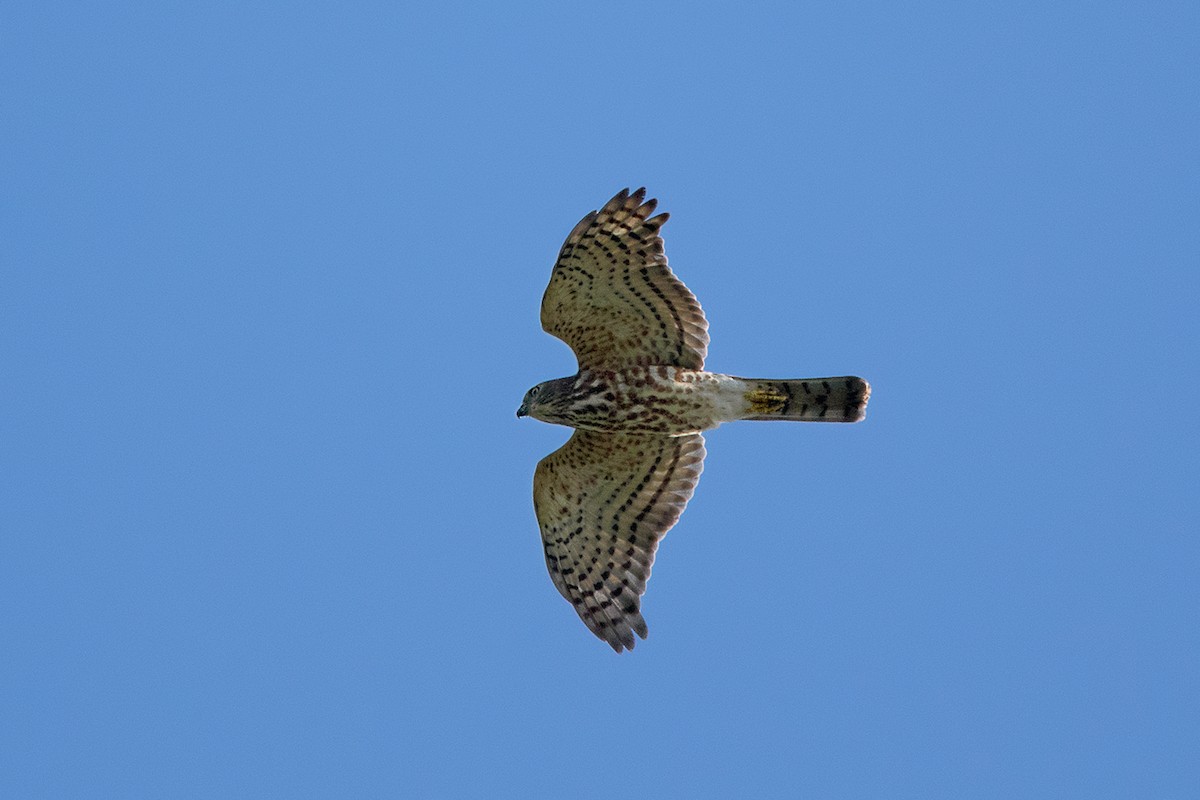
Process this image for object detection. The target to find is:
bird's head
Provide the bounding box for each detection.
[517,377,576,423]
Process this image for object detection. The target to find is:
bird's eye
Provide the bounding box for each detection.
[529,386,540,397]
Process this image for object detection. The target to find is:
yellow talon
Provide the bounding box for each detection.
[745,388,787,414]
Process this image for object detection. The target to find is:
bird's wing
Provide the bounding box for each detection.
[533,430,706,652]
[541,188,710,370]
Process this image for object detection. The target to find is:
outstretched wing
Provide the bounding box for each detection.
[533,430,706,652]
[541,188,710,370]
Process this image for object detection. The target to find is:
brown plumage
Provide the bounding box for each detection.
[519,188,870,651]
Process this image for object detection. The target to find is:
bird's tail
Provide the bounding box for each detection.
[739,376,870,422]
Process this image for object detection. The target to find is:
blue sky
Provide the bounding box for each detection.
[3,2,1197,797]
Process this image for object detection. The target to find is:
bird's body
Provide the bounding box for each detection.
[519,188,870,652]
[526,367,870,435]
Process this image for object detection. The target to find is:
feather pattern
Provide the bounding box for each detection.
[541,188,710,371]
[533,431,706,652]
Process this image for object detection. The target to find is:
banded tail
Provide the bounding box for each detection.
[740,376,870,423]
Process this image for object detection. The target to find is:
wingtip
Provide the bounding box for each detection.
[645,210,669,230]
[602,188,632,214]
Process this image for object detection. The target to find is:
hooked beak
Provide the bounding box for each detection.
[516,403,528,418]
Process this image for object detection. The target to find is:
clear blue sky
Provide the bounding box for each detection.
[3,2,1197,797]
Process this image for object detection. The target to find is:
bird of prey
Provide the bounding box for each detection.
[518,188,870,652]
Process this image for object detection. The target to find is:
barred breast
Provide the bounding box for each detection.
[564,367,746,435]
